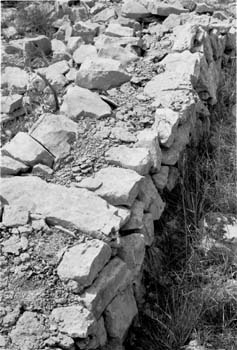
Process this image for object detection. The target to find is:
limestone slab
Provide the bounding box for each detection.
[94,166,143,207]
[57,239,111,291]
[0,155,29,176]
[0,176,123,238]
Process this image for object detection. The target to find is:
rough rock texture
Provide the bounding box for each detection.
[1,94,23,114]
[57,239,111,291]
[30,113,78,160]
[106,145,152,175]
[2,204,29,227]
[1,132,54,168]
[79,257,132,318]
[50,305,96,338]
[1,67,29,93]
[104,287,138,340]
[76,57,131,90]
[136,129,162,172]
[0,176,123,237]
[60,85,111,119]
[0,155,29,176]
[94,166,143,207]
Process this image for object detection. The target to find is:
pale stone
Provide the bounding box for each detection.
[98,45,138,65]
[167,166,179,191]
[138,175,165,220]
[30,113,78,160]
[37,60,70,92]
[152,166,169,190]
[2,235,28,255]
[0,155,29,176]
[105,23,134,38]
[95,34,143,50]
[147,0,188,16]
[60,86,111,119]
[1,94,22,114]
[50,305,96,338]
[161,122,191,165]
[73,21,99,44]
[111,127,137,143]
[121,0,149,19]
[32,164,54,176]
[10,312,45,350]
[153,108,180,147]
[73,44,97,64]
[57,239,111,291]
[106,145,152,176]
[136,128,162,172]
[93,8,116,22]
[172,23,198,52]
[122,200,144,231]
[195,2,214,14]
[67,36,84,53]
[1,176,123,238]
[2,132,54,167]
[226,27,236,51]
[94,166,143,207]
[75,177,102,191]
[79,257,132,319]
[66,67,78,82]
[116,207,131,227]
[104,287,138,340]
[2,204,29,227]
[141,213,154,246]
[76,57,131,90]
[117,234,145,277]
[1,67,29,93]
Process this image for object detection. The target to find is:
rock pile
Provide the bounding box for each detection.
[0,0,236,349]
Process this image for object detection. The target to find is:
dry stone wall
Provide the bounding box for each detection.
[0,1,236,349]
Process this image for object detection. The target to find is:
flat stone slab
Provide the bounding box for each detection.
[1,132,54,168]
[73,44,97,64]
[60,86,111,119]
[0,176,123,238]
[0,155,29,176]
[2,204,29,228]
[106,145,152,175]
[76,57,131,90]
[30,113,78,160]
[94,166,143,207]
[79,257,132,319]
[50,305,97,338]
[57,239,111,291]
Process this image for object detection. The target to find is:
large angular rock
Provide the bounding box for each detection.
[172,23,199,52]
[94,166,143,207]
[121,200,144,231]
[161,121,191,165]
[2,204,29,227]
[1,132,54,167]
[50,305,96,338]
[30,113,78,160]
[76,58,131,90]
[73,44,97,64]
[79,257,132,319]
[76,317,107,350]
[95,34,144,51]
[37,60,70,92]
[117,234,145,277]
[121,0,150,19]
[136,129,162,172]
[67,36,84,53]
[141,212,154,246]
[138,175,165,220]
[0,155,29,176]
[57,239,111,291]
[104,287,138,340]
[60,86,111,119]
[1,94,22,114]
[1,67,29,93]
[93,7,116,22]
[147,0,188,16]
[24,35,52,57]
[106,145,152,176]
[153,108,180,147]
[10,312,46,350]
[105,23,134,38]
[0,176,123,238]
